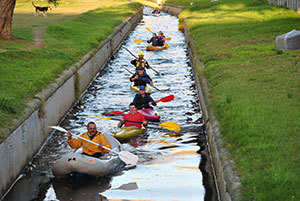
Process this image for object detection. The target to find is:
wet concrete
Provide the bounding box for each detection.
[2,7,210,201]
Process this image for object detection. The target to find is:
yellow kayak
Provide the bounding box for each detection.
[130,82,151,93]
[112,127,146,140]
[146,45,167,51]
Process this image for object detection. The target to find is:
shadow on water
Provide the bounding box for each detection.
[2,7,212,201]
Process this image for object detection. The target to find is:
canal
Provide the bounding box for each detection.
[3,7,207,201]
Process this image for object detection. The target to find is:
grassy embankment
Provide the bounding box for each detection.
[166,0,300,200]
[0,0,142,140]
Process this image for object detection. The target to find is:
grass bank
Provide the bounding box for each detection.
[166,0,300,200]
[0,0,142,140]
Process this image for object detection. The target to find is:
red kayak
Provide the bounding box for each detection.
[138,108,160,122]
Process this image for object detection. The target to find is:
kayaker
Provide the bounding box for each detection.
[152,7,160,14]
[130,51,152,71]
[157,31,166,47]
[119,102,147,128]
[67,122,112,158]
[147,33,159,46]
[130,67,154,87]
[133,85,157,109]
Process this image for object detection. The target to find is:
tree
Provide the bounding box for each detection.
[0,0,58,40]
[0,0,16,40]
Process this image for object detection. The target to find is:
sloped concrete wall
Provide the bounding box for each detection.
[160,3,242,201]
[0,8,143,198]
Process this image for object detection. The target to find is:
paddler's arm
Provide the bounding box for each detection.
[130,74,139,82]
[67,131,83,149]
[148,96,157,106]
[145,61,152,69]
[118,118,125,127]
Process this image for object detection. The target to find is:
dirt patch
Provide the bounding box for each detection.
[29,28,45,49]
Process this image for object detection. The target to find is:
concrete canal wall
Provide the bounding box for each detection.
[0,8,143,198]
[161,3,242,201]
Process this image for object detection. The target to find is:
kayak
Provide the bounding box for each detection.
[138,108,160,122]
[146,45,167,51]
[52,134,125,177]
[113,127,146,140]
[130,82,151,94]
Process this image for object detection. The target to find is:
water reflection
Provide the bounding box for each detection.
[2,6,205,201]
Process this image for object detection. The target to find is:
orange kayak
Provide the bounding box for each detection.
[146,45,167,51]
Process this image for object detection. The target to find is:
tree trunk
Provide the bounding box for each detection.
[0,0,16,40]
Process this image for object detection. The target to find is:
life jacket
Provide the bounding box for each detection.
[136,59,146,68]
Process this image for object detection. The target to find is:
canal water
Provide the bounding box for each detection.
[3,7,206,201]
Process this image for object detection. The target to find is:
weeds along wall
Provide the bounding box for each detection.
[0,8,143,198]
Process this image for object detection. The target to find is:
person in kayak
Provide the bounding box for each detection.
[133,85,157,109]
[147,33,159,46]
[130,51,152,71]
[119,102,147,128]
[152,7,160,14]
[157,31,166,47]
[67,122,111,158]
[130,67,154,87]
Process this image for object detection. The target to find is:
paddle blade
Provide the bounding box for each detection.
[159,122,181,132]
[146,27,152,33]
[134,39,143,43]
[163,37,171,41]
[156,95,174,103]
[118,151,138,165]
[164,42,170,48]
[90,116,112,120]
[50,126,68,133]
[111,111,125,115]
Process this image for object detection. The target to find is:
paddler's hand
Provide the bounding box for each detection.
[133,75,138,80]
[148,66,152,69]
[143,121,148,127]
[98,143,103,148]
[120,119,125,124]
[67,131,72,139]
[149,102,152,105]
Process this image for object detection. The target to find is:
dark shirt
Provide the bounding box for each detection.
[147,37,159,46]
[130,72,152,86]
[133,93,157,109]
[157,36,165,47]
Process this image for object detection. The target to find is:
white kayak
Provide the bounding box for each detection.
[52,134,126,177]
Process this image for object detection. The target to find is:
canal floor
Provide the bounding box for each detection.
[3,7,206,201]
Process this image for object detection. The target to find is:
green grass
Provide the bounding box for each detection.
[171,0,300,200]
[0,0,142,140]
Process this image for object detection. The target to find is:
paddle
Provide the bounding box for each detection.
[123,47,164,76]
[110,95,175,115]
[146,27,170,48]
[134,37,171,43]
[50,126,139,165]
[90,116,181,132]
[122,66,162,92]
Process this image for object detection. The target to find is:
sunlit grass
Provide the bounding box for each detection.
[0,0,142,140]
[170,0,300,200]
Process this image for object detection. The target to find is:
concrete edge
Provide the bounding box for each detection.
[182,18,242,201]
[0,7,143,198]
[161,3,242,201]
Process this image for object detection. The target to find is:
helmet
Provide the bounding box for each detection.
[139,52,144,56]
[140,85,146,90]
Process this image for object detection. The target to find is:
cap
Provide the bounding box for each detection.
[138,67,144,70]
[139,52,144,56]
[140,85,146,90]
